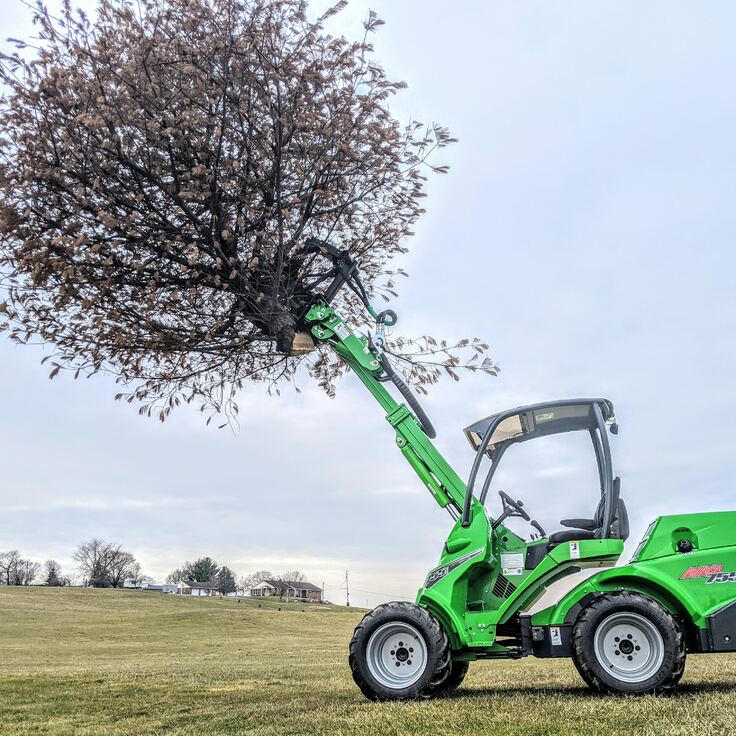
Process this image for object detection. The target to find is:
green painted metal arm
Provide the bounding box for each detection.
[304,303,470,514]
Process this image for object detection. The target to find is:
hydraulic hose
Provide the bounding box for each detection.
[378,354,437,439]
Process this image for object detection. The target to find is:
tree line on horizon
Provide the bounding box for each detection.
[0,551,66,587]
[0,539,145,589]
[1,542,312,595]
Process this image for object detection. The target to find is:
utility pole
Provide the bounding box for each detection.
[345,570,350,607]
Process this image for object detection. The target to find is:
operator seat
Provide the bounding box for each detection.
[547,477,629,547]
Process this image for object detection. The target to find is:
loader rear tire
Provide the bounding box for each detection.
[572,592,686,695]
[349,601,450,701]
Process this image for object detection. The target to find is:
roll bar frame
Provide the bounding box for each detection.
[461,398,616,531]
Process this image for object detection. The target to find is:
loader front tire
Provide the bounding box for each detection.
[425,659,469,697]
[349,601,450,701]
[572,592,686,695]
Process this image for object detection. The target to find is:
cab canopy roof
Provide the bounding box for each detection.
[464,398,615,455]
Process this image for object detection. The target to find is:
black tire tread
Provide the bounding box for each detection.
[425,660,470,697]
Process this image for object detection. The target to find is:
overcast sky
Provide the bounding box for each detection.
[1,1,734,607]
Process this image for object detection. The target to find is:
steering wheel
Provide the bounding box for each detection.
[499,491,531,521]
[492,490,532,529]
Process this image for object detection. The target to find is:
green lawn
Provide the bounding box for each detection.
[1,588,735,735]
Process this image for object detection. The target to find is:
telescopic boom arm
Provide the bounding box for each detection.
[296,240,475,519]
[303,302,469,516]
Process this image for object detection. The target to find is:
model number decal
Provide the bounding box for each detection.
[706,572,736,584]
[424,548,484,589]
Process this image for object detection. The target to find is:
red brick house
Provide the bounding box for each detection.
[250,579,323,602]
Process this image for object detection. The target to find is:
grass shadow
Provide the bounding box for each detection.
[446,684,596,700]
[674,681,736,695]
[448,680,736,700]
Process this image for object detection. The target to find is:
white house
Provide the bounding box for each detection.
[143,583,178,594]
[123,582,177,594]
[176,580,219,597]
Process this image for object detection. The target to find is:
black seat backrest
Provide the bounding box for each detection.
[607,477,629,541]
[592,476,628,540]
[592,495,605,530]
[609,476,621,515]
[611,497,630,541]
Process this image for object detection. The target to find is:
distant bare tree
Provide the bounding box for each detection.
[107,547,138,588]
[165,568,187,585]
[239,570,274,592]
[73,538,138,588]
[16,558,40,585]
[73,539,110,587]
[0,551,39,585]
[0,551,20,585]
[278,570,308,583]
[64,572,80,587]
[126,562,153,588]
[0,0,496,427]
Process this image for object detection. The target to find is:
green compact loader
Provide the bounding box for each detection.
[292,240,736,699]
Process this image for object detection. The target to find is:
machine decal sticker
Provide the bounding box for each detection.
[501,553,525,576]
[550,626,562,646]
[680,564,724,580]
[569,541,580,560]
[424,548,484,589]
[334,322,350,340]
[706,572,736,584]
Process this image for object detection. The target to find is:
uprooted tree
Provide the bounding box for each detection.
[0,0,496,424]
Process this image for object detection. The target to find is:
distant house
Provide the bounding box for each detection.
[176,580,219,597]
[142,583,178,594]
[250,579,323,602]
[123,582,177,594]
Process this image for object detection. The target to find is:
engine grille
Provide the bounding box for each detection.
[492,574,517,599]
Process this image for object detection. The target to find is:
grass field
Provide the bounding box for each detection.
[1,588,735,735]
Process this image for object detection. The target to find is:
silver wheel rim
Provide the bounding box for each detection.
[593,612,665,683]
[365,622,428,689]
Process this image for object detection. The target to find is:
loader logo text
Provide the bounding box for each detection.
[680,564,723,580]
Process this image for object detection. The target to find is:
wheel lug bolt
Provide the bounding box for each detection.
[390,650,395,655]
[396,662,401,667]
[627,655,633,661]
[614,637,620,642]
[398,641,403,646]
[627,634,632,639]
[407,660,412,665]
[409,648,414,653]
[615,650,620,656]
[635,646,640,651]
